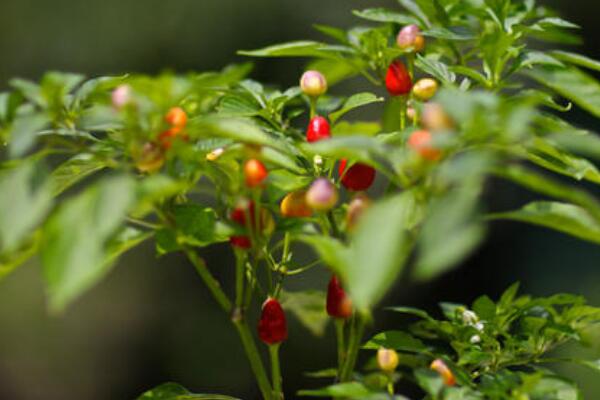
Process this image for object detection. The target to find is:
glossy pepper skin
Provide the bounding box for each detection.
[377,348,400,372]
[280,191,312,218]
[244,159,268,188]
[258,298,288,345]
[385,61,413,97]
[300,70,328,97]
[160,107,189,149]
[397,24,425,52]
[305,178,338,212]
[326,275,353,319]
[430,359,456,386]
[306,116,331,143]
[229,200,255,249]
[229,235,252,249]
[338,159,376,191]
[165,107,188,130]
[408,130,442,161]
[413,78,439,102]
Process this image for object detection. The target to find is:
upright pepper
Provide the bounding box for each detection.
[385,61,413,97]
[326,275,353,319]
[258,298,288,345]
[338,160,376,192]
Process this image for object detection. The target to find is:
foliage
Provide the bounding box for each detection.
[0,0,599,399]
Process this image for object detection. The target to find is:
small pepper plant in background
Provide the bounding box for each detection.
[1,0,600,399]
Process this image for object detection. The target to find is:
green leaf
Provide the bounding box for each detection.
[0,231,41,280]
[415,369,444,397]
[329,92,384,124]
[238,41,345,59]
[363,331,428,352]
[516,51,565,71]
[493,165,600,222]
[137,382,240,400]
[450,66,489,87]
[527,66,600,118]
[352,8,419,25]
[8,112,51,157]
[49,154,107,196]
[71,75,125,109]
[414,155,488,282]
[305,58,361,86]
[397,0,430,27]
[194,117,290,154]
[488,201,600,245]
[529,376,581,400]
[41,175,135,312]
[172,205,225,247]
[0,162,52,253]
[525,137,600,184]
[549,132,600,161]
[10,79,44,107]
[297,235,350,279]
[134,175,188,218]
[217,94,261,117]
[416,55,456,84]
[298,382,371,398]
[533,17,580,30]
[280,290,329,336]
[422,27,475,41]
[551,50,600,73]
[304,368,338,378]
[105,227,153,265]
[472,295,496,321]
[332,121,380,137]
[387,306,433,320]
[347,192,418,310]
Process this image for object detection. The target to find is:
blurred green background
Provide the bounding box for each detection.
[0,1,599,399]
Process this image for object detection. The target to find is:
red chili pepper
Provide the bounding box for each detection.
[385,61,413,97]
[258,297,288,345]
[338,159,376,191]
[306,116,331,143]
[229,235,252,249]
[326,275,353,319]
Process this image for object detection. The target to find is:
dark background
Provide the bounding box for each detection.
[0,1,598,399]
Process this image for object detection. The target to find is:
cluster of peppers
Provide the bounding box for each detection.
[114,22,456,395]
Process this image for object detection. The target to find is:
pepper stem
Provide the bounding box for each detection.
[339,313,367,382]
[270,344,284,399]
[335,319,347,377]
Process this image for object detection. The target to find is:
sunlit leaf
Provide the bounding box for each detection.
[137,382,240,400]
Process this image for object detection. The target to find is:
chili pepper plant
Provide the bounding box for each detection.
[1,0,600,399]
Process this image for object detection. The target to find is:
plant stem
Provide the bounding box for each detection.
[235,250,246,308]
[387,381,394,395]
[326,211,341,239]
[399,96,407,131]
[309,97,317,119]
[335,319,346,376]
[269,344,284,400]
[406,53,415,80]
[339,313,366,382]
[281,232,291,266]
[185,248,232,313]
[234,320,274,400]
[186,248,272,399]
